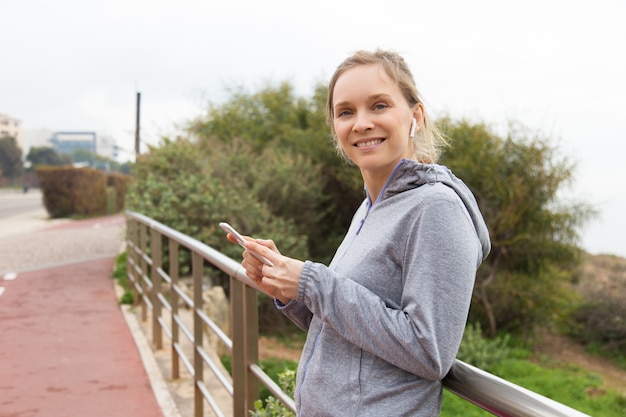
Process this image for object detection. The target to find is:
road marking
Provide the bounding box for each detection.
[92,218,124,229]
[3,272,17,281]
[0,287,5,297]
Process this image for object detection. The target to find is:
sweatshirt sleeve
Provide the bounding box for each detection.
[275,299,314,332]
[296,198,480,380]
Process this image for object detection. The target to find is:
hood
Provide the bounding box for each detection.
[372,159,491,260]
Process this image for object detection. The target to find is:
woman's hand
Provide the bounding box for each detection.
[240,238,304,304]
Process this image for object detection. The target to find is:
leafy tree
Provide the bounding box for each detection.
[27,146,72,167]
[0,136,23,179]
[440,118,595,336]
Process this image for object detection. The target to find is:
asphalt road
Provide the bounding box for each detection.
[0,188,44,219]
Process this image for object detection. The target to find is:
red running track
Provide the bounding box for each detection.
[0,256,164,417]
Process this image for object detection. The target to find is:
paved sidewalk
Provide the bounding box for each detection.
[0,209,181,417]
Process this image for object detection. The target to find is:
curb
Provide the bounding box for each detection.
[112,251,183,417]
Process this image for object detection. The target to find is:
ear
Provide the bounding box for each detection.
[412,103,425,131]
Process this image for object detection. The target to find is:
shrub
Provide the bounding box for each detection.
[250,368,296,417]
[569,295,626,365]
[37,166,107,218]
[111,252,133,304]
[107,172,131,212]
[456,322,511,372]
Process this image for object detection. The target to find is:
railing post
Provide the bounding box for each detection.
[244,282,260,411]
[192,252,204,417]
[126,217,138,304]
[231,276,244,417]
[151,227,162,349]
[139,222,148,322]
[169,239,180,379]
[231,276,260,416]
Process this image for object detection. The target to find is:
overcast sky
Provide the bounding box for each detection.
[2,0,625,257]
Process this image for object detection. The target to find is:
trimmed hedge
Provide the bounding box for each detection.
[106,172,131,212]
[37,166,107,218]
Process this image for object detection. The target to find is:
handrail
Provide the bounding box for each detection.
[126,210,281,417]
[125,210,591,417]
[443,360,591,417]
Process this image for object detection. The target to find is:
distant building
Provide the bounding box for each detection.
[50,131,97,155]
[0,113,24,152]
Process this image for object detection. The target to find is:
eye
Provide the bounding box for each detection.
[373,102,389,111]
[336,109,353,118]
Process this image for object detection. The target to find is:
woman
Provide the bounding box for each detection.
[230,49,491,416]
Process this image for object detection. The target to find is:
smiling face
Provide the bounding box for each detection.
[332,64,422,183]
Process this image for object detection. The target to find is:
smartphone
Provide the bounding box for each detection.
[219,222,274,267]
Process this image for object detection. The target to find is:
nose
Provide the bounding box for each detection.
[352,113,373,133]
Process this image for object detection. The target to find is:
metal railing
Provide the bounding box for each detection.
[125,211,591,417]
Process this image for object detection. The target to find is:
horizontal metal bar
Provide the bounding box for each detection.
[195,345,234,395]
[157,316,172,340]
[141,294,153,311]
[249,363,296,413]
[140,273,152,289]
[141,252,153,267]
[195,307,233,351]
[173,284,194,309]
[443,360,592,417]
[173,342,194,378]
[157,293,171,312]
[196,380,227,417]
[157,266,171,284]
[174,314,195,344]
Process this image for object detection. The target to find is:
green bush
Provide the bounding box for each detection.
[456,322,510,372]
[111,252,133,304]
[37,166,107,218]
[569,295,626,367]
[106,186,117,214]
[250,368,296,417]
[107,172,131,212]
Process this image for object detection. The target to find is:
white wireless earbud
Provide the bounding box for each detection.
[409,117,417,138]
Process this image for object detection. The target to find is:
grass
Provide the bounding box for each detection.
[441,356,625,416]
[112,252,133,304]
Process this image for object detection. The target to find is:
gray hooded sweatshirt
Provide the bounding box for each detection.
[279,159,491,416]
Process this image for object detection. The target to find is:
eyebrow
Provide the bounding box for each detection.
[333,93,394,110]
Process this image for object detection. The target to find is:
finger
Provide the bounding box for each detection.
[242,250,264,272]
[242,257,263,279]
[255,239,279,253]
[226,233,239,244]
[244,241,279,265]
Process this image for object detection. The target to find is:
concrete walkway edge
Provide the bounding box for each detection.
[113,270,183,417]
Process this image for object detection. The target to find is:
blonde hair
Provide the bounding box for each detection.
[326,49,447,164]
